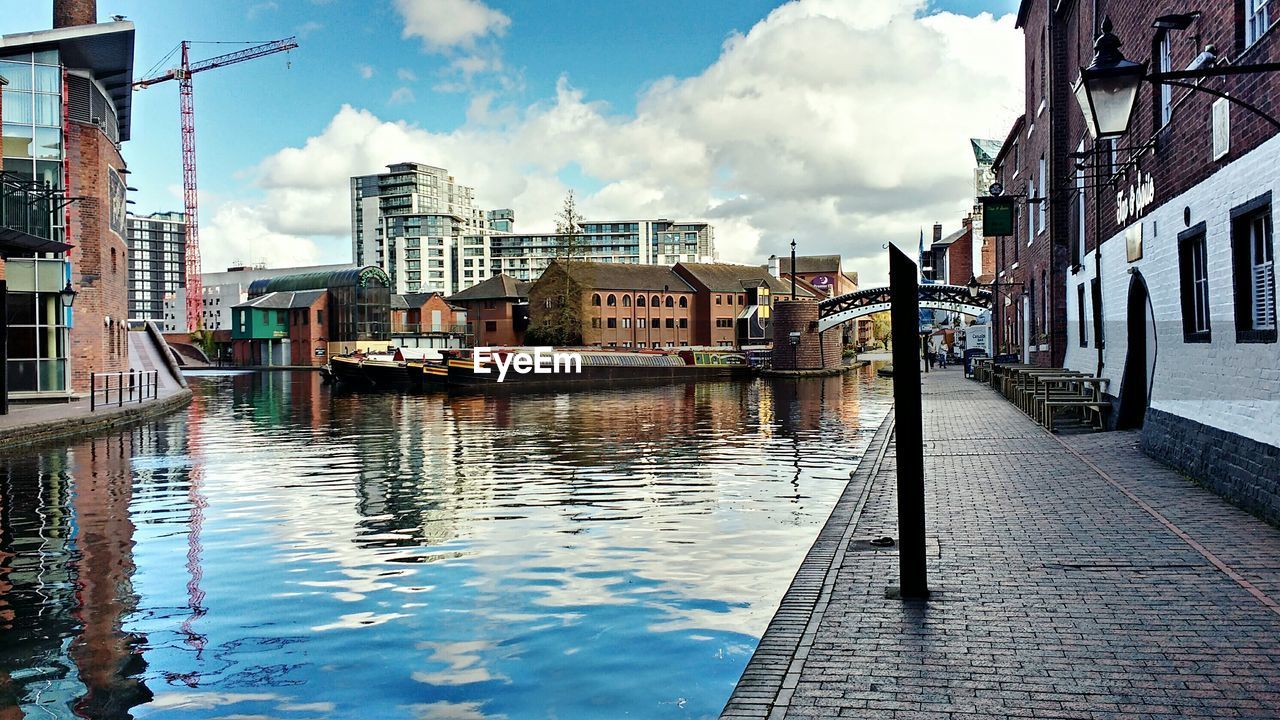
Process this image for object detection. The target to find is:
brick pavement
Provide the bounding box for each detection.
[722,369,1280,719]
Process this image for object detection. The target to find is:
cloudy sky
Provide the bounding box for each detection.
[7,0,1023,286]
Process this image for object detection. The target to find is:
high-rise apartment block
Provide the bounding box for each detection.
[350,162,717,293]
[490,220,716,283]
[350,162,489,295]
[126,211,186,320]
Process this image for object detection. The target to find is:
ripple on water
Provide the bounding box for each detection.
[0,369,891,719]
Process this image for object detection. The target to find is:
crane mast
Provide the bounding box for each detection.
[134,37,298,334]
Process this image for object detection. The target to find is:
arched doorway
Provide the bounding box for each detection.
[1118,272,1156,429]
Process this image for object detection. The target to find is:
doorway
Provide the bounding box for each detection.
[1118,273,1155,429]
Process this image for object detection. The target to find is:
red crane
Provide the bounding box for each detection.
[134,38,298,333]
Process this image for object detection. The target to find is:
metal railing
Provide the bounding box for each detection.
[0,171,60,240]
[90,370,160,411]
[390,322,470,335]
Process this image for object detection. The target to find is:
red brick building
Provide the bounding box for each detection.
[447,274,529,347]
[531,261,697,349]
[996,0,1280,519]
[673,262,809,348]
[1,2,135,398]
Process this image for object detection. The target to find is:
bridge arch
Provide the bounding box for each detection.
[816,284,992,333]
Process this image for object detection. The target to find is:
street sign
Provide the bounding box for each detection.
[981,196,1015,236]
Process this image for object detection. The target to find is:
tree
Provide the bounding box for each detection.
[871,311,892,350]
[554,189,584,260]
[527,261,583,346]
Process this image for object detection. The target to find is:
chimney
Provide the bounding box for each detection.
[768,254,780,278]
[54,0,97,28]
[933,223,943,244]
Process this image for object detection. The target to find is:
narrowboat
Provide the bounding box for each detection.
[441,347,752,390]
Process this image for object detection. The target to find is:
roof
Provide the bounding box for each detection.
[202,262,355,288]
[248,266,389,297]
[677,262,798,294]
[1,22,136,141]
[548,260,694,292]
[447,273,528,302]
[0,226,73,255]
[393,292,443,310]
[934,227,967,248]
[779,255,842,274]
[991,115,1026,170]
[234,289,326,310]
[971,139,1003,165]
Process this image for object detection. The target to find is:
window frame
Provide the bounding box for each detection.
[1178,222,1212,343]
[1230,192,1277,343]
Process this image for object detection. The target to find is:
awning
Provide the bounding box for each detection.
[0,227,73,255]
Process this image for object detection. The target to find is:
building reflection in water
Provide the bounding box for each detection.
[0,432,152,719]
[0,367,891,719]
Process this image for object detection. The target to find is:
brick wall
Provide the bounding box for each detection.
[771,300,841,371]
[944,223,974,285]
[579,290,695,348]
[66,120,130,393]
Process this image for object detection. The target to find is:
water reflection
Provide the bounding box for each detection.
[1,367,889,719]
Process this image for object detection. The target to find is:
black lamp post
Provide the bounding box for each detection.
[967,274,1023,357]
[1072,18,1147,141]
[60,282,77,308]
[1074,16,1280,142]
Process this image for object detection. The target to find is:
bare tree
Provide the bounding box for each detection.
[554,189,584,260]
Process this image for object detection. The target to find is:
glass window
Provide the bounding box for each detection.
[33,127,61,159]
[2,93,33,124]
[33,94,59,126]
[1231,195,1276,341]
[33,65,60,92]
[2,123,34,158]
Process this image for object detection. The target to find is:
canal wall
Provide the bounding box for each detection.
[0,389,192,454]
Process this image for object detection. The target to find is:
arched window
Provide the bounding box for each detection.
[637,295,646,307]
[664,296,674,308]
[607,294,617,307]
[592,293,601,306]
[678,296,688,308]
[622,295,631,307]
[651,295,660,306]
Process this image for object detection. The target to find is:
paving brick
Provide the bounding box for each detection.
[720,370,1280,718]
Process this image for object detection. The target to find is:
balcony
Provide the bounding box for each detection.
[0,172,69,253]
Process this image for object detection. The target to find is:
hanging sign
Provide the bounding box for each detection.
[981,196,1015,236]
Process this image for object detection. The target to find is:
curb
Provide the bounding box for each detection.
[720,408,897,719]
[0,390,193,454]
[760,362,866,378]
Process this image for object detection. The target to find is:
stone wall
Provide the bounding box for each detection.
[771,300,841,371]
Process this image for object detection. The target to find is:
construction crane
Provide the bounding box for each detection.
[134,37,298,334]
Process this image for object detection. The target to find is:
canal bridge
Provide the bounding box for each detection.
[816,283,993,333]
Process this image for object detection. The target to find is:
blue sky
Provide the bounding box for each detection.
[3,0,1023,279]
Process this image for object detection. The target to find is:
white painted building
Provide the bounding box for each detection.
[1064,132,1279,520]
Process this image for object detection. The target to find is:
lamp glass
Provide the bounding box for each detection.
[1088,70,1143,138]
[59,283,76,308]
[1073,75,1100,139]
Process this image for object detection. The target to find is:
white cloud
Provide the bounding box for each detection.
[389,86,416,105]
[355,63,374,80]
[204,0,1022,285]
[397,67,418,82]
[297,20,323,38]
[247,1,278,20]
[393,0,511,52]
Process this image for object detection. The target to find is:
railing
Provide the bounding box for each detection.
[390,323,470,335]
[0,171,59,240]
[90,370,160,411]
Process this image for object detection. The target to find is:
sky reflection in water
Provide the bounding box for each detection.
[0,369,890,719]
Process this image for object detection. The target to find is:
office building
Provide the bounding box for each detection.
[491,220,716,283]
[125,211,185,320]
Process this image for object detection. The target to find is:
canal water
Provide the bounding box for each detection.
[1,368,891,720]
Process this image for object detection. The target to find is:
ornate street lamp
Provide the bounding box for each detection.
[966,274,982,300]
[60,282,77,308]
[1073,18,1147,141]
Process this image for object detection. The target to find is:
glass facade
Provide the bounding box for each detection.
[2,49,71,395]
[0,50,65,243]
[6,258,70,392]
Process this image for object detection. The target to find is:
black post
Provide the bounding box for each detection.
[0,279,7,416]
[91,372,96,411]
[790,239,797,299]
[889,244,929,599]
[993,274,1001,356]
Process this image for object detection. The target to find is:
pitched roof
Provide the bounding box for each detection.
[550,260,694,292]
[447,273,528,302]
[234,290,326,310]
[678,262,801,295]
[935,227,967,248]
[393,292,443,310]
[779,255,842,274]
